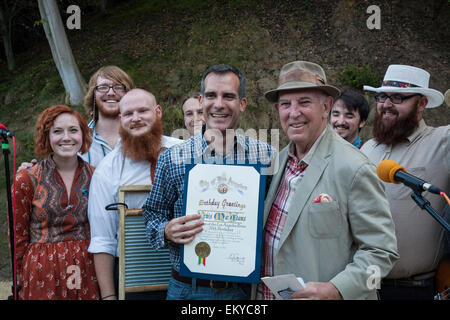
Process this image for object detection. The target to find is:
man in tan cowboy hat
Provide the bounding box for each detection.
[361,64,449,300]
[259,61,398,300]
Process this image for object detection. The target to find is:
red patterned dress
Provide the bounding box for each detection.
[13,156,99,300]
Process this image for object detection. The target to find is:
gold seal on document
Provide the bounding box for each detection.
[195,242,211,258]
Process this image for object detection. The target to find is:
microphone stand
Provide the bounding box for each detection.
[410,192,450,232]
[1,132,18,299]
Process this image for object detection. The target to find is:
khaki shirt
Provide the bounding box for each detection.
[361,120,450,279]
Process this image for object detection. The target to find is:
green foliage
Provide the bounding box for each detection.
[339,65,380,89]
[33,18,48,27]
[24,132,35,152]
[108,0,211,23]
[162,104,185,136]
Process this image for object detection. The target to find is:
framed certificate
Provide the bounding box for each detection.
[179,162,267,283]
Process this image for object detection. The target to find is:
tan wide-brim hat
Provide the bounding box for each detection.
[364,64,444,108]
[265,61,341,103]
[445,89,450,106]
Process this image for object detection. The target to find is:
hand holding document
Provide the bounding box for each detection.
[180,163,266,283]
[261,274,306,300]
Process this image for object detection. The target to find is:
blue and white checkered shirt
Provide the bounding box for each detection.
[79,120,114,167]
[142,131,277,271]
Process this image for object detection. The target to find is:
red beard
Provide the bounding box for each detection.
[119,117,163,163]
[372,101,420,146]
[96,99,120,119]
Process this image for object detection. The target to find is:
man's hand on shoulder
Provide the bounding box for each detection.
[17,159,38,173]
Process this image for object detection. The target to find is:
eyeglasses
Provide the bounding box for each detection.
[375,93,422,104]
[95,84,126,93]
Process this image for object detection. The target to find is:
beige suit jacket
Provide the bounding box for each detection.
[261,126,399,300]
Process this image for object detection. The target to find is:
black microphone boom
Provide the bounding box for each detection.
[377,160,449,232]
[393,170,442,195]
[1,126,17,298]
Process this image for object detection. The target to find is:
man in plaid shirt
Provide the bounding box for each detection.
[142,64,277,300]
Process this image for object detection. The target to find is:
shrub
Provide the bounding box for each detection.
[339,65,380,89]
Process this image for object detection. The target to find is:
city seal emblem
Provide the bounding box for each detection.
[217,183,228,194]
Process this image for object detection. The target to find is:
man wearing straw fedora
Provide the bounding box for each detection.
[258,61,399,300]
[361,64,450,300]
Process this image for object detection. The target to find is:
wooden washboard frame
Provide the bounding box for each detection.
[118,185,171,300]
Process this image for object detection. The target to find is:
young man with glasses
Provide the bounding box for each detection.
[361,64,449,300]
[82,66,135,166]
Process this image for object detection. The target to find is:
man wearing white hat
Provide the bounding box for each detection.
[259,61,398,300]
[361,64,450,300]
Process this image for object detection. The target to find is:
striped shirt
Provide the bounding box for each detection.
[142,131,277,271]
[79,120,114,167]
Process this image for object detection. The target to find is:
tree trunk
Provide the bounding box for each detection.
[37,0,86,105]
[0,7,15,71]
[99,0,107,16]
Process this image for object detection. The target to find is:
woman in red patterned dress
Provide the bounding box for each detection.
[14,105,100,300]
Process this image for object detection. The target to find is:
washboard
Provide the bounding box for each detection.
[118,185,171,300]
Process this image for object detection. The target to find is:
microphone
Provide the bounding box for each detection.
[0,123,13,138]
[377,160,442,195]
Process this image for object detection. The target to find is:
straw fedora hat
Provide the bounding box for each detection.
[444,89,450,107]
[265,61,340,103]
[363,65,444,108]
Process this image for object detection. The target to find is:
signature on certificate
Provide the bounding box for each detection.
[227,253,246,265]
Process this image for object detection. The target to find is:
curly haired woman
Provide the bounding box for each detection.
[13,105,99,300]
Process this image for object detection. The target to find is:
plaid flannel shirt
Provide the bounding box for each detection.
[142,131,277,271]
[257,129,326,299]
[258,158,308,300]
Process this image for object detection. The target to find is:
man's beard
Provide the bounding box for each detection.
[372,101,420,146]
[96,99,120,119]
[119,117,163,163]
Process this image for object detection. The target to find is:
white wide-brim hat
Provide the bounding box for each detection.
[363,64,444,108]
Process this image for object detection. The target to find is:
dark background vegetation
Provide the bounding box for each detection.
[0,0,449,281]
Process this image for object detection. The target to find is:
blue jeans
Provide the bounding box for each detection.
[166,277,251,300]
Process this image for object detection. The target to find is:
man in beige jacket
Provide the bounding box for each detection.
[258,61,399,300]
